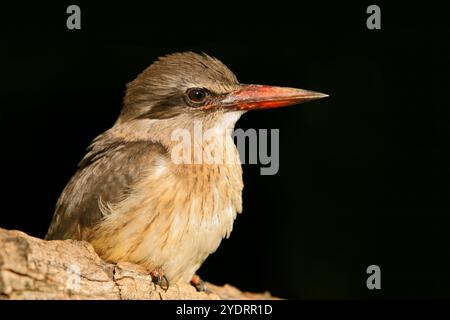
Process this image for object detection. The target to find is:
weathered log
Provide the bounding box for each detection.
[0,228,275,300]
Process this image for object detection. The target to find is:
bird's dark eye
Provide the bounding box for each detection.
[186,88,208,104]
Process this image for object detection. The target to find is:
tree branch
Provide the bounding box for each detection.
[0,228,275,300]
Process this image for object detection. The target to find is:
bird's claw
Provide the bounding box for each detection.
[150,269,170,291]
[191,275,209,293]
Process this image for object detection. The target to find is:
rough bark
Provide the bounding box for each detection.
[0,228,275,300]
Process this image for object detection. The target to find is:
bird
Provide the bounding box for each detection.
[45,52,328,291]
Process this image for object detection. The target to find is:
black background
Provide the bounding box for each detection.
[0,1,449,299]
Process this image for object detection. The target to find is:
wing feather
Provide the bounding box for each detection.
[45,136,168,240]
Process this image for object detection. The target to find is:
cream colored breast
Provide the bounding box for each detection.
[89,155,243,283]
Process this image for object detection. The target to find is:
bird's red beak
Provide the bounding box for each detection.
[214,84,328,111]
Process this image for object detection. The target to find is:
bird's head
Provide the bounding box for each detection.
[114,52,327,143]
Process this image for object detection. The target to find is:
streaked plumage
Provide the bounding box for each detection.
[46,52,243,283]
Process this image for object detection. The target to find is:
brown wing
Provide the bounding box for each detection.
[45,136,168,240]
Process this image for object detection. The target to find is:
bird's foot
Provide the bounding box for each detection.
[191,274,209,293]
[150,268,169,291]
